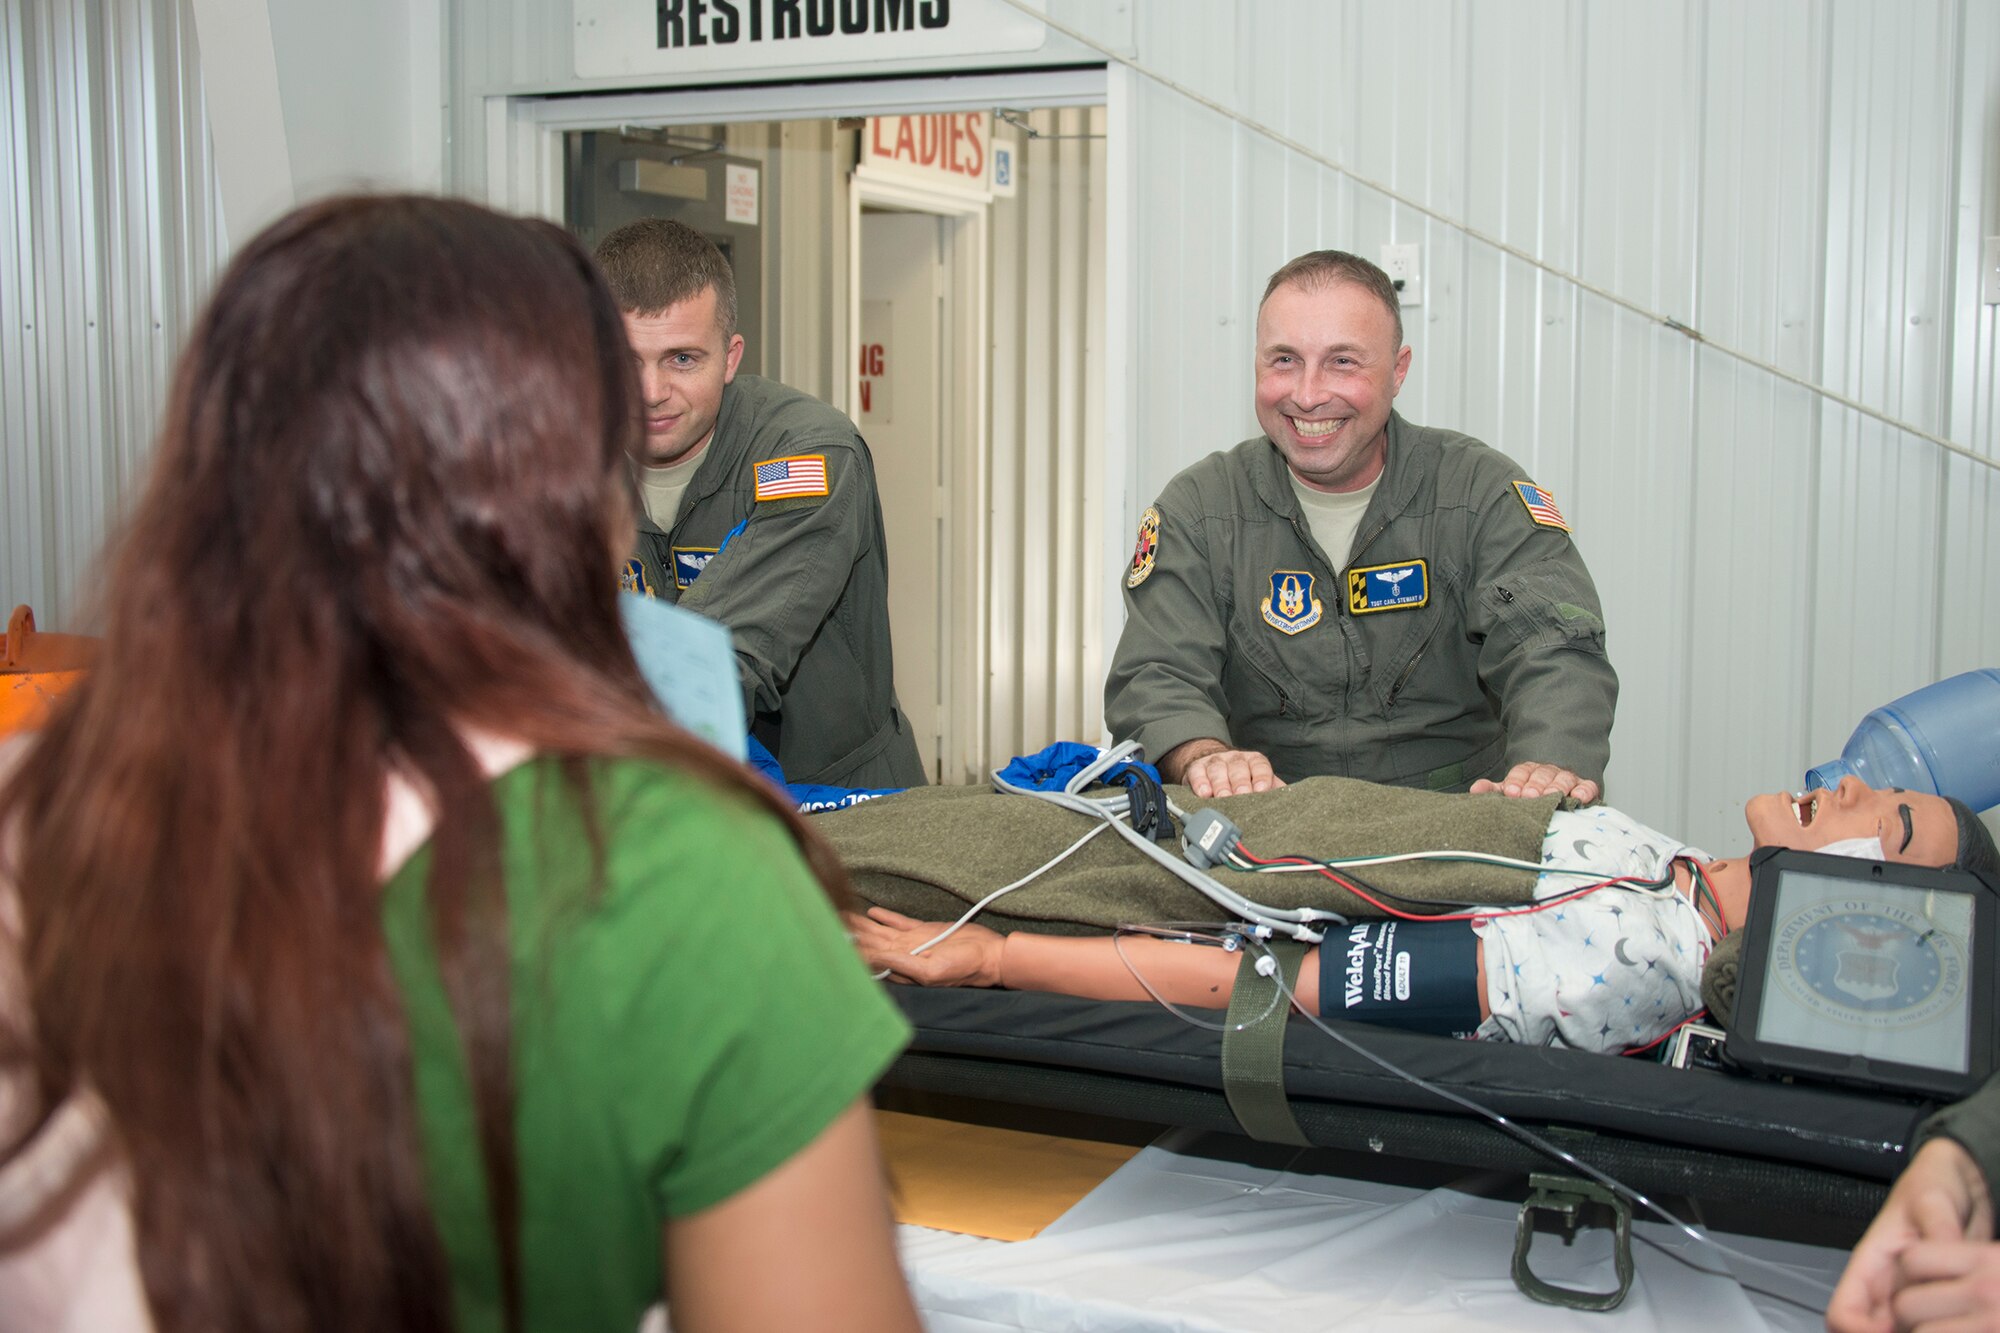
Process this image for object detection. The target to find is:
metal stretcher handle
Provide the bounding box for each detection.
[1511,1171,1635,1311]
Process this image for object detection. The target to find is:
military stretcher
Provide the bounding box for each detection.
[812,772,1934,1277]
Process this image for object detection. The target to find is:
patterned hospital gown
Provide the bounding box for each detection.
[1473,807,1714,1053]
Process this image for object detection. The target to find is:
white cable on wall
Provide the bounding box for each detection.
[1008,0,2000,477]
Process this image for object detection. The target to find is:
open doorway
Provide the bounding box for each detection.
[531,88,1107,782]
[856,198,982,784]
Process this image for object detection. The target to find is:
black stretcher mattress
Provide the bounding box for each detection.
[881,986,1937,1224]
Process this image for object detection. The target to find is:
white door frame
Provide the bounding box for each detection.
[482,68,1117,775]
[483,68,1106,222]
[851,172,990,783]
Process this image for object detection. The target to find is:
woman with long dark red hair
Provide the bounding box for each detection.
[0,195,920,1332]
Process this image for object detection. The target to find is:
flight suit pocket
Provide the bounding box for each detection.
[1480,561,1608,657]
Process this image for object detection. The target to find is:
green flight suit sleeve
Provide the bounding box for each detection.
[1104,493,1239,764]
[680,438,874,719]
[1462,473,1618,784]
[1915,1074,2000,1204]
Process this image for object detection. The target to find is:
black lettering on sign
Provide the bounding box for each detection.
[711,0,740,42]
[658,0,951,50]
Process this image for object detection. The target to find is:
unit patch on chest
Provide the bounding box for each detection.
[1347,559,1428,615]
[672,546,720,589]
[1261,570,1324,635]
[620,558,655,597]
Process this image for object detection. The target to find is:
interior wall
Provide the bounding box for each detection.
[987,106,1108,763]
[10,1,1998,854]
[2,0,226,629]
[1042,0,2000,852]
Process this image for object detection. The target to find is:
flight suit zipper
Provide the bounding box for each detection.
[1385,642,1428,709]
[1245,653,1297,718]
[1382,603,1448,710]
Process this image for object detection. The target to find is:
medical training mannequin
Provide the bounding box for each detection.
[853,778,1986,1055]
[0,196,919,1333]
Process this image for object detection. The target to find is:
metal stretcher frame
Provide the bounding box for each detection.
[879,985,1937,1231]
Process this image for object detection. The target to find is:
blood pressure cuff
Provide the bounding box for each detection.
[1319,919,1481,1038]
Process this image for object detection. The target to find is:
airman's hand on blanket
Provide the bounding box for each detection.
[1829,1136,1996,1333]
[846,907,1004,988]
[1161,739,1287,798]
[1470,761,1599,805]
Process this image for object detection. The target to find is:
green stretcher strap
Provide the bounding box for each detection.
[1219,939,1311,1146]
[1511,1171,1635,1311]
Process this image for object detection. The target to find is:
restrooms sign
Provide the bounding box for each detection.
[573,0,1050,79]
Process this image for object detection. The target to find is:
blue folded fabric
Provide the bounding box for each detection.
[745,735,904,813]
[994,741,1162,792]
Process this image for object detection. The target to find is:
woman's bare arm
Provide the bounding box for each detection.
[663,1099,920,1333]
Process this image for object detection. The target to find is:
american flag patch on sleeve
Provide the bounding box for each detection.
[753,454,830,502]
[1510,480,1571,533]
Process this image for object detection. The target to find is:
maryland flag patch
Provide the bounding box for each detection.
[1126,507,1161,588]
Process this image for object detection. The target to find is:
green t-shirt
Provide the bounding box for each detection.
[380,756,910,1333]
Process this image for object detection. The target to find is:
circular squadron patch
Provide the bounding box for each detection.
[1126,507,1161,588]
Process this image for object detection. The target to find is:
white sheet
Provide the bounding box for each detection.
[898,1129,1845,1332]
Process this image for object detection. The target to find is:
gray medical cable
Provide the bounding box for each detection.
[989,761,1343,942]
[871,821,1117,980]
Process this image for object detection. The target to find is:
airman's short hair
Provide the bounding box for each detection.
[1260,249,1404,347]
[593,218,738,339]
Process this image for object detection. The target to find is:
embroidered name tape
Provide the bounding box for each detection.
[1126,507,1161,588]
[1261,569,1324,634]
[1511,481,1570,533]
[672,546,718,589]
[754,454,829,501]
[1347,559,1428,614]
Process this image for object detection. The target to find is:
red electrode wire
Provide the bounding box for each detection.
[1231,847,1676,924]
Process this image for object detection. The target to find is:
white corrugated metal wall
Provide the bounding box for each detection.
[8,1,1997,853]
[1038,0,2000,852]
[987,106,1108,763]
[2,0,225,631]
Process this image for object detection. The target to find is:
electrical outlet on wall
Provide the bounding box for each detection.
[1379,242,1423,308]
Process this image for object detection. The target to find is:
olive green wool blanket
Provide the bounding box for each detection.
[814,776,1565,936]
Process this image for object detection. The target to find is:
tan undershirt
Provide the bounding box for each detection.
[637,450,707,533]
[1287,468,1380,570]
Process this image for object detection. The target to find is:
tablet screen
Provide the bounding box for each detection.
[1752,870,1975,1076]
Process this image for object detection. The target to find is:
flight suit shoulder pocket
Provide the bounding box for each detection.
[1479,561,1606,654]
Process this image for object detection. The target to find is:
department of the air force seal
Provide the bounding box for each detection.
[1261,570,1323,635]
[1770,897,1968,1032]
[1126,507,1161,588]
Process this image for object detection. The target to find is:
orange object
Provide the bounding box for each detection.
[1,606,97,734]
